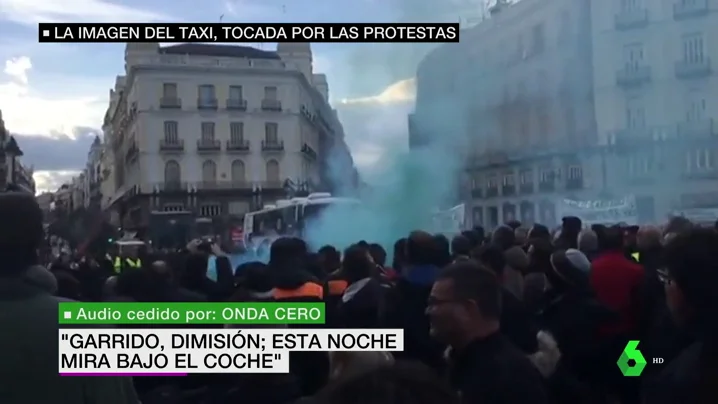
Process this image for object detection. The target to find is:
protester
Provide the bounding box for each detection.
[644,228,718,403]
[427,260,549,403]
[577,228,599,260]
[0,192,138,403]
[380,231,445,372]
[474,244,538,353]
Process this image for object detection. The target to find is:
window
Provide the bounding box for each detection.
[230,122,244,142]
[231,160,246,182]
[487,175,498,188]
[162,83,177,98]
[520,170,533,184]
[503,173,515,186]
[623,43,644,70]
[568,165,582,179]
[265,122,278,143]
[264,86,278,100]
[540,168,553,182]
[696,149,713,170]
[629,155,650,176]
[163,160,181,183]
[202,160,217,182]
[266,159,280,182]
[198,85,215,101]
[626,98,646,128]
[229,85,243,100]
[199,204,221,217]
[686,95,706,121]
[683,33,705,63]
[531,23,545,55]
[163,121,178,142]
[621,0,641,11]
[201,122,215,141]
[516,34,526,61]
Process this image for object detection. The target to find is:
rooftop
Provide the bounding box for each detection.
[159,44,280,60]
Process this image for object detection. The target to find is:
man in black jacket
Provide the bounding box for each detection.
[427,260,548,404]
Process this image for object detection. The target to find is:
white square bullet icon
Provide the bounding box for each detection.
[63,312,72,319]
[42,30,50,37]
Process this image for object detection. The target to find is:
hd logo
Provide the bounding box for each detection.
[617,340,647,376]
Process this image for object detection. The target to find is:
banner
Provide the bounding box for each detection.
[558,196,638,225]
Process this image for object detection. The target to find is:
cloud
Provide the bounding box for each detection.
[13,130,97,171]
[0,0,171,24]
[4,56,31,84]
[33,170,82,193]
[339,78,416,105]
[0,56,106,138]
[337,96,413,174]
[223,0,284,20]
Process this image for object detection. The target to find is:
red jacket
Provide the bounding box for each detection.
[590,251,644,336]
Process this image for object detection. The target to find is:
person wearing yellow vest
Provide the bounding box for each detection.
[113,248,142,273]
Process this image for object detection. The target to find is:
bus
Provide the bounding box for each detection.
[243,192,360,248]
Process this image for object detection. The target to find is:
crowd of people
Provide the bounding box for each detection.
[1,190,716,404]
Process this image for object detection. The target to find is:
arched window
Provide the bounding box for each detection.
[164,160,181,189]
[266,159,280,183]
[202,160,217,183]
[231,160,245,184]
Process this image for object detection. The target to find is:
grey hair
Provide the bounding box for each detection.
[577,229,598,253]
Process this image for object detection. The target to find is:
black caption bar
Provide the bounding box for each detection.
[38,23,460,43]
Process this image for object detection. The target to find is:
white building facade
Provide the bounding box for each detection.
[411,0,718,227]
[103,42,357,232]
[591,0,718,220]
[411,0,597,228]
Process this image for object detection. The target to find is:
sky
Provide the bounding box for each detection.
[0,0,484,193]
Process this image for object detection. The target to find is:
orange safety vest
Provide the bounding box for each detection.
[272,282,324,300]
[327,279,349,295]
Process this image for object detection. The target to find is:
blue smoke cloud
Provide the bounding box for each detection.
[304,90,468,258]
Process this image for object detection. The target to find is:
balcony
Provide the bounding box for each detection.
[502,184,515,196]
[677,119,715,138]
[519,182,534,194]
[159,139,184,152]
[160,97,181,109]
[226,139,250,153]
[196,139,221,152]
[261,140,284,152]
[301,143,317,160]
[261,99,282,111]
[673,0,708,20]
[471,188,483,199]
[157,181,187,192]
[538,180,555,193]
[611,127,655,147]
[616,66,651,88]
[614,8,649,30]
[486,187,499,198]
[197,98,218,110]
[675,58,712,79]
[226,98,247,111]
[566,176,584,190]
